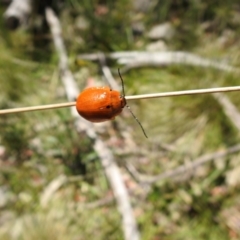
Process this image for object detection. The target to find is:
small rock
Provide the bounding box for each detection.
[217,29,235,47]
[232,11,240,25]
[0,145,6,159]
[0,186,15,208]
[132,0,155,12]
[132,21,145,36]
[226,165,240,187]
[18,192,32,204]
[147,22,175,40]
[75,16,89,31]
[146,40,167,51]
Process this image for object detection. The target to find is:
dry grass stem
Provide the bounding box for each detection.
[2,86,240,115]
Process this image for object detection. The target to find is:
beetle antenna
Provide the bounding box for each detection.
[118,68,148,138]
[118,68,126,97]
[126,105,148,138]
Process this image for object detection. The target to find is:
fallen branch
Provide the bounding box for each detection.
[77,51,239,73]
[45,8,140,240]
[3,0,33,29]
[126,144,240,184]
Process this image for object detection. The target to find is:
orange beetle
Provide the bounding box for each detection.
[76,69,147,138]
[76,86,126,122]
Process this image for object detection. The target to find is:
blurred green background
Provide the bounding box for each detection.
[1,0,240,239]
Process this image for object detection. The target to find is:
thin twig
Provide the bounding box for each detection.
[40,175,67,208]
[98,52,120,90]
[213,92,240,131]
[84,196,114,209]
[126,144,240,184]
[2,85,240,115]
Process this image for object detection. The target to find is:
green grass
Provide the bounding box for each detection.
[1,1,240,239]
